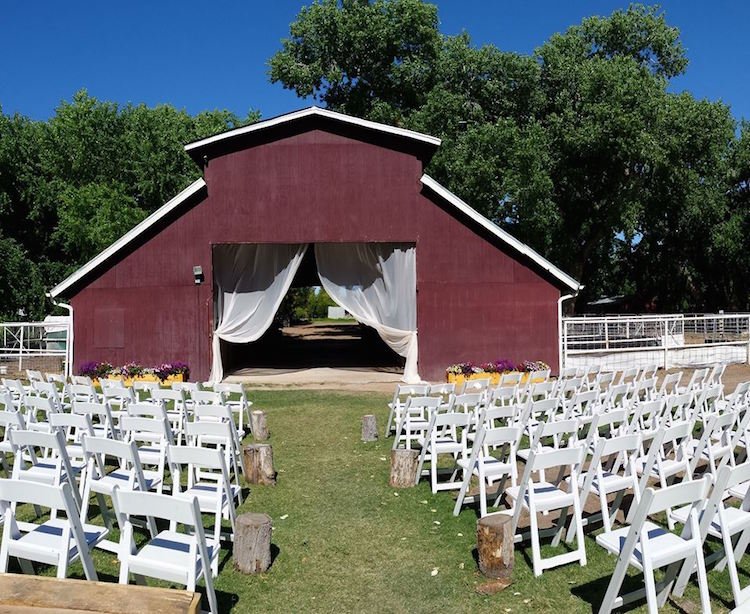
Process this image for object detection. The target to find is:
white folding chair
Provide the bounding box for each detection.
[507,445,587,576]
[132,380,161,403]
[453,426,521,517]
[119,416,172,494]
[22,395,57,433]
[392,396,441,450]
[186,420,244,490]
[111,488,219,614]
[214,382,252,438]
[659,371,683,396]
[168,444,239,550]
[72,400,120,441]
[80,436,160,548]
[150,388,189,443]
[385,383,430,437]
[635,420,694,529]
[596,478,711,614]
[671,461,750,609]
[8,429,84,511]
[0,479,104,580]
[30,381,63,412]
[569,433,641,539]
[415,408,469,494]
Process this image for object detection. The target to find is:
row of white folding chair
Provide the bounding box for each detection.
[0,476,220,613]
[597,455,750,612]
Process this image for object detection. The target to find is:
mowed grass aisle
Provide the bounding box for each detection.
[216,391,724,613]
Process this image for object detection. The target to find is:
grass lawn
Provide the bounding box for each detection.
[11,390,741,612]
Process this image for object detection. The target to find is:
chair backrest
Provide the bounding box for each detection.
[526,444,585,474]
[585,409,628,449]
[192,390,224,405]
[453,393,483,412]
[618,367,640,385]
[639,365,658,381]
[428,383,455,400]
[404,396,442,413]
[50,412,95,441]
[23,395,57,428]
[132,380,161,400]
[2,379,25,399]
[25,369,44,383]
[8,429,76,492]
[488,386,517,406]
[45,373,66,384]
[67,383,98,403]
[528,380,555,400]
[707,364,726,387]
[214,382,248,402]
[120,415,172,444]
[31,380,62,406]
[71,375,93,386]
[499,372,522,387]
[461,377,492,394]
[595,371,615,389]
[482,425,522,448]
[151,387,188,406]
[127,401,168,421]
[0,409,26,431]
[559,366,579,379]
[112,488,204,534]
[73,400,119,439]
[391,384,430,407]
[103,385,136,403]
[644,477,711,517]
[660,371,683,395]
[100,378,125,390]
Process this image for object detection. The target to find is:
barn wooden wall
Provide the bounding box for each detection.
[69,128,561,381]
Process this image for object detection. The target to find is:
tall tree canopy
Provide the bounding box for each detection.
[270,1,749,311]
[0,91,257,319]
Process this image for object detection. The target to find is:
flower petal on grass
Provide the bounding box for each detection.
[431,567,439,576]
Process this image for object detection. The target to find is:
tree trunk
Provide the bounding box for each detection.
[250,410,269,441]
[361,415,378,442]
[389,449,418,488]
[476,513,514,579]
[243,444,276,485]
[234,513,273,574]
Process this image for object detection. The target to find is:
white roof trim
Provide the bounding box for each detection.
[184,106,441,153]
[49,178,207,297]
[420,174,581,292]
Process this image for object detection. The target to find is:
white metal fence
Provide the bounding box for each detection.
[562,313,750,371]
[0,319,71,377]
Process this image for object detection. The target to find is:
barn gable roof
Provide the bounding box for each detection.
[49,109,579,298]
[420,175,580,292]
[49,178,207,298]
[185,106,441,164]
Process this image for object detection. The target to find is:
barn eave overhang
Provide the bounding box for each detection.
[184,106,441,166]
[48,178,208,299]
[420,174,581,293]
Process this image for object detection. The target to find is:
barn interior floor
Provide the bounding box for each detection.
[222,320,404,391]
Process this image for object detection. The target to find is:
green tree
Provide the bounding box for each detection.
[270,2,744,311]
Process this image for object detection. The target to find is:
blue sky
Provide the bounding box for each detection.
[2,1,749,122]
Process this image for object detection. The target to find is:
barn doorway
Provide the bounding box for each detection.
[211,243,416,383]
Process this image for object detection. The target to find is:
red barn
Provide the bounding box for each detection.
[49,107,580,382]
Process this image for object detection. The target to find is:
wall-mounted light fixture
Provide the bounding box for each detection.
[193,265,204,285]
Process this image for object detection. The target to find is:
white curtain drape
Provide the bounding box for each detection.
[315,243,419,383]
[210,243,308,383]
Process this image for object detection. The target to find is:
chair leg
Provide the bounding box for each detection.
[453,466,472,516]
[529,508,543,577]
[642,557,659,614]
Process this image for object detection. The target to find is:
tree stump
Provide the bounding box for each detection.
[234,513,273,574]
[361,415,378,442]
[250,410,269,441]
[389,449,418,488]
[476,513,514,580]
[243,444,276,485]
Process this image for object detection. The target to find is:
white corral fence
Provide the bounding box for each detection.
[0,317,71,377]
[562,313,750,371]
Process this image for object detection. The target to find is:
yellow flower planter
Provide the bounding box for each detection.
[93,373,184,387]
[446,371,545,386]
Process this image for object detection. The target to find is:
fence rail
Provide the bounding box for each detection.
[562,313,750,371]
[0,320,71,377]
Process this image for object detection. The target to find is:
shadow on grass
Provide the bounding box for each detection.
[572,573,704,614]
